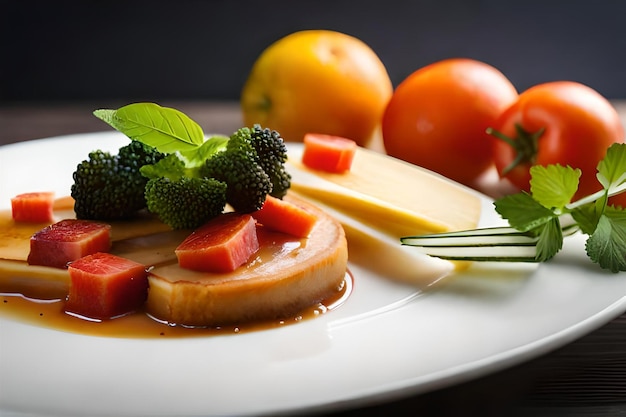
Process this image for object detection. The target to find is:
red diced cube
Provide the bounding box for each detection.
[252,196,318,238]
[175,213,259,273]
[11,192,56,223]
[27,219,111,269]
[66,252,148,320]
[302,133,357,173]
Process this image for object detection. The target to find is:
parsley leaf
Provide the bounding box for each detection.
[421,143,626,272]
[494,145,626,270]
[529,164,580,210]
[535,217,564,262]
[571,203,602,235]
[494,192,556,232]
[586,207,626,272]
[597,143,626,194]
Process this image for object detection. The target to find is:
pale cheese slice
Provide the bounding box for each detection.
[286,145,483,238]
[285,145,483,280]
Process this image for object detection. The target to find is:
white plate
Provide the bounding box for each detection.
[2,132,626,417]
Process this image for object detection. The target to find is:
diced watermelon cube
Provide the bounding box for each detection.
[27,219,111,269]
[252,196,318,238]
[302,133,357,173]
[175,213,259,273]
[11,192,56,223]
[65,252,148,320]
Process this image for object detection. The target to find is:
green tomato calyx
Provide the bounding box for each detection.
[487,124,545,175]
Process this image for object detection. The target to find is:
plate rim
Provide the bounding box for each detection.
[2,131,626,416]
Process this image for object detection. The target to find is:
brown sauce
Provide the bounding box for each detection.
[1,193,354,338]
[0,271,352,338]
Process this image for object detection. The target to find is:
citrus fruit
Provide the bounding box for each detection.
[241,30,393,147]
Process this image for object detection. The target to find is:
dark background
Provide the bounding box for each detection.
[2,0,626,103]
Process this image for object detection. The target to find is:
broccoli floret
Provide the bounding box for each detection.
[249,124,291,199]
[203,146,273,212]
[201,126,291,212]
[118,140,165,170]
[71,142,164,220]
[144,177,227,230]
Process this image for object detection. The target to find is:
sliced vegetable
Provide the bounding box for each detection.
[402,143,626,272]
[27,219,111,269]
[66,252,148,320]
[302,133,357,173]
[175,213,259,273]
[402,221,579,262]
[11,192,55,223]
[252,195,317,238]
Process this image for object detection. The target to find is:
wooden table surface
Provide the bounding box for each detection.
[3,101,626,417]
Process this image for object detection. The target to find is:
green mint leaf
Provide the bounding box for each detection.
[494,192,556,232]
[535,217,564,262]
[597,143,626,192]
[179,135,228,169]
[140,135,230,183]
[529,164,580,209]
[93,103,204,153]
[585,206,626,272]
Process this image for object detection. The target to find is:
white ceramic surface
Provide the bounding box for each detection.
[2,132,626,417]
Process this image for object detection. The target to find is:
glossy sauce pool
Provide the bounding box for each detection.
[0,272,352,338]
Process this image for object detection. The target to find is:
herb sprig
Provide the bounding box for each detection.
[94,102,230,162]
[94,102,230,178]
[402,143,626,272]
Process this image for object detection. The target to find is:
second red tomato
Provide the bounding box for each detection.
[382,58,518,187]
[490,81,625,201]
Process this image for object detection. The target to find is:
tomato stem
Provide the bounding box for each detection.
[487,124,545,175]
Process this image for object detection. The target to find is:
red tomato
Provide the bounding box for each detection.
[490,81,625,202]
[382,58,518,187]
